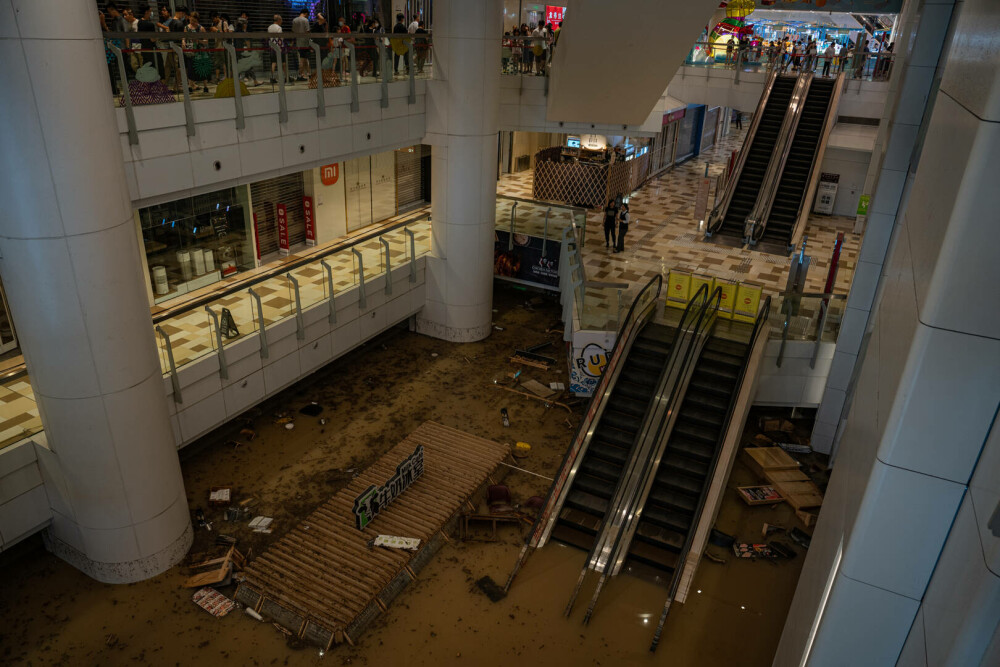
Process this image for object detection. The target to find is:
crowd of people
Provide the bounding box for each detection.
[501,20,561,75]
[719,34,895,81]
[98,3,430,97]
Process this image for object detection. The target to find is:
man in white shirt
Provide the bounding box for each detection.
[292,9,310,81]
[530,21,546,75]
[822,43,835,76]
[268,15,284,84]
[408,17,419,33]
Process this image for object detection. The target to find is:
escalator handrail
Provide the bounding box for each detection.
[706,69,779,235]
[748,71,813,245]
[601,286,723,579]
[785,72,845,250]
[528,273,663,551]
[649,295,772,652]
[587,282,714,574]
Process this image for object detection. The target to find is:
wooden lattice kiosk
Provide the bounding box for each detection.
[234,422,510,648]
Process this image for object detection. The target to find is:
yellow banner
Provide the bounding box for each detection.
[715,280,738,319]
[666,271,691,308]
[690,275,715,302]
[734,283,762,323]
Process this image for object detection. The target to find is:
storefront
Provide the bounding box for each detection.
[502,1,565,29]
[137,145,429,306]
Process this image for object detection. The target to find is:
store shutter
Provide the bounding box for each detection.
[395,145,424,211]
[250,172,306,256]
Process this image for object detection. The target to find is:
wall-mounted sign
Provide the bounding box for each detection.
[352,445,425,531]
[320,163,340,186]
[276,203,289,255]
[580,134,607,150]
[545,5,566,23]
[663,108,686,125]
[303,196,316,246]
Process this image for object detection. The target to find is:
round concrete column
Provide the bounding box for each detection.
[0,1,192,582]
[416,0,502,342]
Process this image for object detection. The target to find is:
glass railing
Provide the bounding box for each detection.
[494,195,587,246]
[103,31,432,109]
[683,40,896,81]
[500,34,557,76]
[154,214,431,376]
[768,291,847,369]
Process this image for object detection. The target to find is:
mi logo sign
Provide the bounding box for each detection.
[320,163,340,186]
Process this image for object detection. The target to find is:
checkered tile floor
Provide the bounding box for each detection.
[0,377,41,452]
[497,127,863,331]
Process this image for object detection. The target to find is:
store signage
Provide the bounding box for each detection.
[320,163,340,186]
[494,230,560,289]
[545,5,566,23]
[663,108,686,125]
[352,445,425,530]
[276,203,290,256]
[303,196,316,246]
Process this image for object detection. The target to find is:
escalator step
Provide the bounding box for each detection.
[661,452,710,479]
[626,539,680,573]
[565,489,609,517]
[670,437,715,463]
[647,485,698,513]
[573,473,615,500]
[674,418,720,445]
[643,500,694,530]
[580,457,626,483]
[600,411,641,435]
[588,438,630,464]
[606,394,647,419]
[634,521,685,553]
[684,387,730,411]
[678,404,725,428]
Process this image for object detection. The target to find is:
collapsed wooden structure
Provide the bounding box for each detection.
[234,421,510,648]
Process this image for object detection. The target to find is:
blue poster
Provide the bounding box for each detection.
[494,230,560,289]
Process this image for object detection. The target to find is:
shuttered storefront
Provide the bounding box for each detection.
[395,145,423,211]
[250,172,306,256]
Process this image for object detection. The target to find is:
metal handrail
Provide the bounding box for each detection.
[650,295,772,652]
[151,210,428,324]
[706,69,778,235]
[504,273,664,593]
[571,285,722,622]
[747,70,812,244]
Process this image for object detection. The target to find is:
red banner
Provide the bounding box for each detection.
[545,5,565,23]
[276,203,289,255]
[303,196,316,246]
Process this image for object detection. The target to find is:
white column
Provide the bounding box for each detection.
[416,0,502,342]
[0,1,192,582]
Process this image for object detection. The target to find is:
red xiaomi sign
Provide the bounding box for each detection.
[545,5,565,23]
[320,163,339,186]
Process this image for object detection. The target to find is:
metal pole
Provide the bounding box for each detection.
[108,44,138,145]
[321,259,337,324]
[205,306,229,380]
[224,41,245,130]
[346,42,359,112]
[155,326,183,404]
[287,274,306,340]
[272,43,288,123]
[169,42,195,137]
[311,42,325,117]
[352,248,367,310]
[405,228,417,283]
[407,38,416,103]
[542,208,551,258]
[380,237,392,295]
[508,202,517,250]
[249,288,269,359]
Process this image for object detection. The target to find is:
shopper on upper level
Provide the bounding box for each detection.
[292,8,311,82]
[392,13,410,75]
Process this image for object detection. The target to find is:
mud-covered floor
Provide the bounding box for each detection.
[0,284,819,666]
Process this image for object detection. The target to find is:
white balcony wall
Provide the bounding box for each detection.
[115,81,427,206]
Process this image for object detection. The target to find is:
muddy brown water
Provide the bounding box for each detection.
[0,285,807,666]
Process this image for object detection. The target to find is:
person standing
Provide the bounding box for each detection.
[603,199,617,250]
[414,21,428,74]
[366,17,385,78]
[268,14,285,85]
[408,16,419,34]
[531,21,547,75]
[334,16,352,78]
[616,203,630,253]
[135,6,156,68]
[733,108,743,130]
[292,9,311,82]
[822,42,835,77]
[392,12,409,75]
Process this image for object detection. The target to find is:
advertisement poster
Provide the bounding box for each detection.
[303,196,316,246]
[494,230,560,289]
[276,203,289,255]
[545,5,566,23]
[569,330,616,397]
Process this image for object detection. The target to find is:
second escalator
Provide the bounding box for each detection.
[759,77,836,249]
[715,75,797,240]
[623,327,752,580]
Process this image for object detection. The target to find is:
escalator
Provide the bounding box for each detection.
[551,322,674,551]
[710,75,796,241]
[757,77,837,250]
[623,328,751,580]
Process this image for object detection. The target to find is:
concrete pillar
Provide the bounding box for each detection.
[0,1,192,582]
[416,0,502,342]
